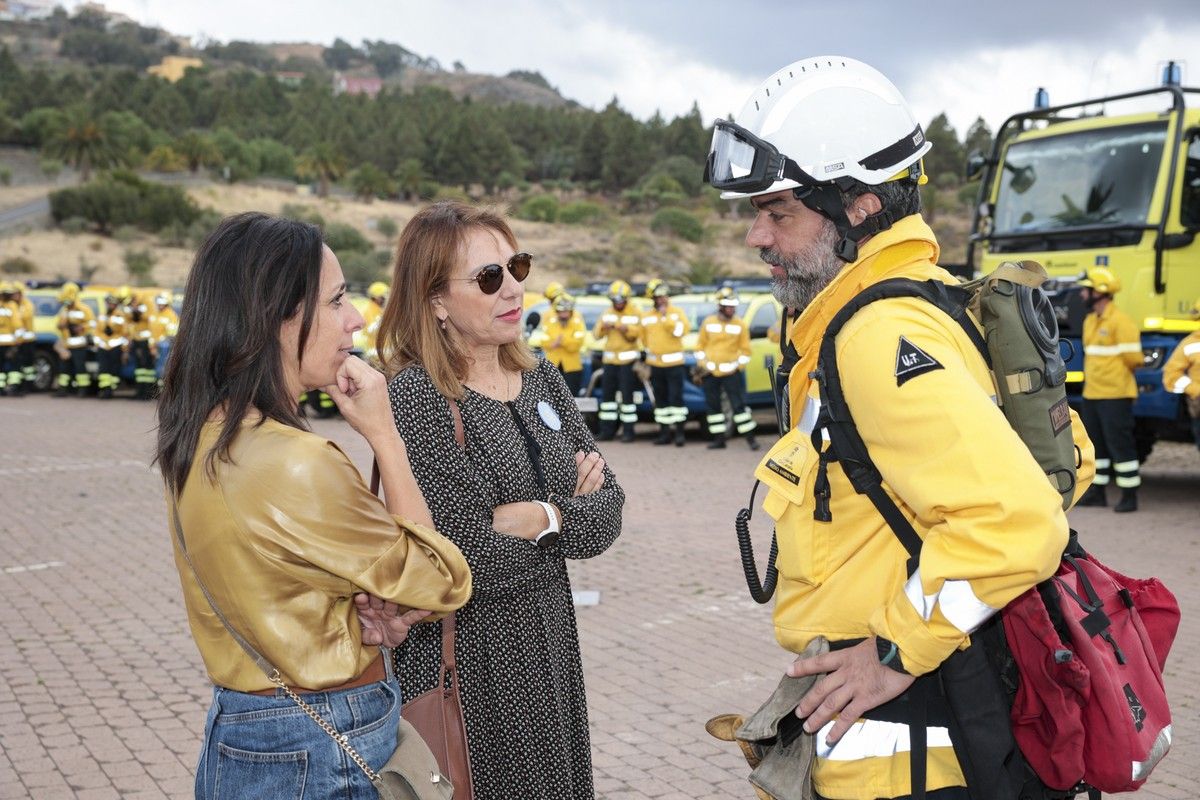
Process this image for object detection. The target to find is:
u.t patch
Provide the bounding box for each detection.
[895,336,943,386]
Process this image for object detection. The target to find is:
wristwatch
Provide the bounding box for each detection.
[876,636,909,675]
[533,501,561,549]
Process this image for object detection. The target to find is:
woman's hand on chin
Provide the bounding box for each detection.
[326,356,397,445]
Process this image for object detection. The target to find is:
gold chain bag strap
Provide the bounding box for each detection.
[169,500,453,800]
[371,394,475,799]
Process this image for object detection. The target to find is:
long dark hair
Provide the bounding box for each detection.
[155,212,324,496]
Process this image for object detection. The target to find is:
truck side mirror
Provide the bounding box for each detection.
[965,150,989,181]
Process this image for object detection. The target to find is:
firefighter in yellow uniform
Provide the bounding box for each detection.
[94,290,129,399]
[705,57,1092,800]
[149,291,179,384]
[124,287,157,399]
[1162,298,1200,452]
[642,279,691,446]
[0,282,19,395]
[362,281,388,366]
[1075,266,1143,512]
[541,292,587,396]
[55,282,95,396]
[14,283,37,391]
[696,286,757,450]
[594,279,642,442]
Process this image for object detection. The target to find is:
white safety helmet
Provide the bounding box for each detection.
[707,56,930,199]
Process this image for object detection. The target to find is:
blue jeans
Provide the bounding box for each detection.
[195,676,401,799]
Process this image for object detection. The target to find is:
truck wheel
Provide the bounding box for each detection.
[32,348,58,392]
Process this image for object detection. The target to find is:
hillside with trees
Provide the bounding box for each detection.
[0,5,992,290]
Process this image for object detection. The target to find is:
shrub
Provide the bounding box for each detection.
[40,158,63,180]
[340,248,393,285]
[144,144,187,172]
[0,165,10,186]
[650,208,705,243]
[433,184,470,203]
[112,225,138,243]
[558,200,607,226]
[280,203,325,228]
[157,220,188,247]
[323,222,371,254]
[124,247,157,285]
[374,217,398,239]
[1,256,36,274]
[49,170,199,234]
[517,194,558,223]
[185,209,223,249]
[60,216,89,234]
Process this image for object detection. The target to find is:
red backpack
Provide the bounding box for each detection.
[1003,546,1179,794]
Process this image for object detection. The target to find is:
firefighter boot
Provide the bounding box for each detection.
[621,424,636,443]
[1113,489,1138,513]
[707,434,727,450]
[745,434,760,451]
[1077,484,1107,507]
[654,425,672,445]
[674,424,686,447]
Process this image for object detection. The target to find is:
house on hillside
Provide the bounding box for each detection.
[274,71,305,88]
[0,0,55,20]
[148,56,204,82]
[333,73,382,98]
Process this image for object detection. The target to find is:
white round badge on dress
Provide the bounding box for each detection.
[537,401,561,431]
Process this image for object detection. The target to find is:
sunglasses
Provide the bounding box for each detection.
[455,252,533,295]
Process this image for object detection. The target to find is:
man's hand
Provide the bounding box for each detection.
[789,637,915,746]
[354,593,431,647]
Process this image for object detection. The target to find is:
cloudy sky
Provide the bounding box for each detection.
[67,0,1200,135]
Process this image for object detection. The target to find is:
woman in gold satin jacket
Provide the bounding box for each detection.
[155,212,471,800]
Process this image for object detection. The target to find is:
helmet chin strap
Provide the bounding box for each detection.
[794,184,897,263]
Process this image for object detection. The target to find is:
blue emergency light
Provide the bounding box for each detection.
[1034,87,1050,109]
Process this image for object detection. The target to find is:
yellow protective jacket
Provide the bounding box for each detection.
[541,314,587,372]
[127,300,155,347]
[57,303,95,350]
[1082,302,1142,399]
[641,303,690,367]
[0,300,17,347]
[594,306,642,365]
[17,297,36,343]
[1162,330,1200,400]
[149,306,179,345]
[94,306,129,352]
[362,299,384,359]
[760,215,1090,799]
[695,313,750,376]
[172,417,472,692]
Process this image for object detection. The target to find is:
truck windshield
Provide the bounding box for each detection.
[994,122,1166,235]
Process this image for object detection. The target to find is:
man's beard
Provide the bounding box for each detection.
[761,220,845,313]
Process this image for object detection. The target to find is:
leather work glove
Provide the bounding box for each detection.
[705,637,829,800]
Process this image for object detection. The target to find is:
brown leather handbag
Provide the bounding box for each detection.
[401,615,474,800]
[372,393,475,798]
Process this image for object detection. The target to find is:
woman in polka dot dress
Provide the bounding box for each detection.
[378,201,624,799]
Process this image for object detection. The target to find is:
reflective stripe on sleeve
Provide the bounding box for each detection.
[1183,342,1200,357]
[1085,343,1143,356]
[659,352,684,364]
[903,570,997,634]
[1171,375,1192,393]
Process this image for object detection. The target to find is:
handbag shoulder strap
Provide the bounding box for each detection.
[170,497,280,679]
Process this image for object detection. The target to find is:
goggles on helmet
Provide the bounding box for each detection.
[703,119,826,195]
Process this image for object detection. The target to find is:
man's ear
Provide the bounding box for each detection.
[849,192,883,226]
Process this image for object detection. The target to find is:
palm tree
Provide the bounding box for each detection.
[46,106,124,182]
[173,130,222,174]
[296,144,346,198]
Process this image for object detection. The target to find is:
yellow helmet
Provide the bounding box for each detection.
[608,279,632,301]
[645,278,668,299]
[553,293,576,312]
[1078,266,1120,295]
[544,281,565,301]
[0,281,13,294]
[368,281,389,300]
[715,285,740,307]
[117,284,134,303]
[59,282,80,302]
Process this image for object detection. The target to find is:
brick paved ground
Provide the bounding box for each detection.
[1,395,1197,799]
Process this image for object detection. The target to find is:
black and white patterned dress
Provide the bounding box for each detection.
[388,358,624,800]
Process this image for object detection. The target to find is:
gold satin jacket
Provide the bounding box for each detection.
[170,418,472,692]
